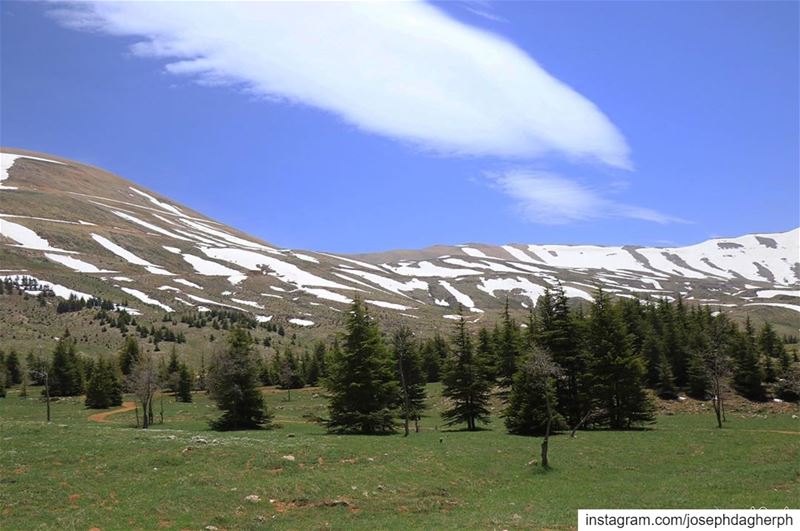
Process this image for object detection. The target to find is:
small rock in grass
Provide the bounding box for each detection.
[282,455,295,462]
[245,495,261,503]
[205,526,219,531]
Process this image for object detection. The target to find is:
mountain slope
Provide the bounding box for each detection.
[1,147,798,335]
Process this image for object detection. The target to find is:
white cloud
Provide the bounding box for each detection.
[51,1,630,167]
[489,170,684,224]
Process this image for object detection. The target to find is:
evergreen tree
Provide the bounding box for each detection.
[758,323,787,380]
[586,290,654,429]
[207,328,272,430]
[303,351,321,386]
[392,326,427,435]
[0,351,8,390]
[176,363,193,403]
[119,336,140,376]
[85,356,123,409]
[312,341,328,380]
[49,338,83,397]
[536,285,586,426]
[732,318,766,401]
[278,348,305,390]
[441,309,491,431]
[325,298,399,434]
[5,349,22,385]
[496,297,522,387]
[654,352,678,399]
[421,333,448,383]
[166,345,181,392]
[476,327,497,381]
[686,351,711,399]
[505,346,565,436]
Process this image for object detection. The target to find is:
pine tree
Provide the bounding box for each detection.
[654,352,678,399]
[325,298,399,434]
[166,345,181,393]
[49,338,83,397]
[496,297,522,387]
[586,290,654,429]
[392,326,427,435]
[176,363,193,403]
[0,351,8,391]
[441,309,491,431]
[303,351,321,386]
[732,318,766,401]
[278,348,305,391]
[421,332,448,383]
[505,346,565,436]
[119,336,140,377]
[207,328,271,430]
[85,356,123,409]
[758,323,787,380]
[312,341,328,380]
[536,285,586,426]
[476,327,497,381]
[5,349,21,385]
[687,351,710,399]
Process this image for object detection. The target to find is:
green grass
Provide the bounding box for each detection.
[1,385,798,530]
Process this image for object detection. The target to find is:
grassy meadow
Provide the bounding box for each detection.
[1,384,798,530]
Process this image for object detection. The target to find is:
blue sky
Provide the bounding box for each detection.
[1,1,797,253]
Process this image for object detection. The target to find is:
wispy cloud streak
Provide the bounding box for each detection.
[488,170,686,225]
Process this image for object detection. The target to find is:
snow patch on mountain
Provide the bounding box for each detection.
[174,278,203,290]
[1,274,92,300]
[182,253,244,282]
[202,247,351,291]
[461,247,487,258]
[110,210,193,241]
[385,260,481,278]
[45,253,115,274]
[121,287,174,312]
[1,219,75,253]
[129,187,184,216]
[439,280,475,308]
[366,299,413,310]
[756,289,800,299]
[476,277,547,305]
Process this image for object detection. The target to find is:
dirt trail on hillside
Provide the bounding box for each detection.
[88,401,136,423]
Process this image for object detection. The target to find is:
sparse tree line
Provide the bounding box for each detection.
[0,331,193,416]
[201,288,798,436]
[1,287,797,444]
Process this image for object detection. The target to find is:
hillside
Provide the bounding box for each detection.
[1,147,798,347]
